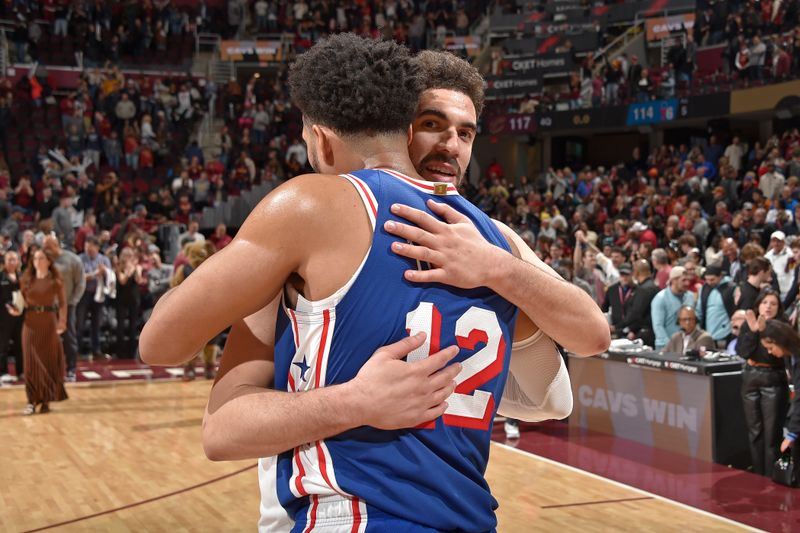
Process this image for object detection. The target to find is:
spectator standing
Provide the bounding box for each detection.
[77,236,112,360]
[749,35,767,80]
[737,289,789,477]
[759,162,785,202]
[737,257,773,311]
[8,249,68,415]
[115,92,137,129]
[616,259,660,346]
[696,265,735,347]
[782,239,800,308]
[604,263,635,336]
[759,320,800,473]
[724,136,745,174]
[651,266,696,350]
[43,235,86,381]
[652,248,672,289]
[114,248,144,359]
[146,246,173,308]
[0,251,23,382]
[51,192,76,249]
[765,231,792,301]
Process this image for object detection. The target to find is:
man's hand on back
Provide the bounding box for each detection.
[384,200,503,288]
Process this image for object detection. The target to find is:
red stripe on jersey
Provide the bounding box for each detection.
[430,306,442,354]
[303,495,318,533]
[294,448,308,496]
[314,309,331,389]
[381,168,457,194]
[288,371,296,392]
[289,308,300,348]
[415,306,442,430]
[347,175,378,220]
[351,497,362,532]
[315,440,346,497]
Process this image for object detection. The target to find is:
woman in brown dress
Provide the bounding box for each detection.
[8,248,68,414]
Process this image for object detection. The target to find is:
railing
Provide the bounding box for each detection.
[0,28,7,77]
[593,20,644,74]
[195,32,222,54]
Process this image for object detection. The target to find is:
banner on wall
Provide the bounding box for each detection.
[569,356,714,461]
[443,36,481,57]
[645,13,695,41]
[220,40,283,62]
[484,74,542,98]
[508,52,576,74]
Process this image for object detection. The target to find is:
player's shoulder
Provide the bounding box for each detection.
[254,173,362,216]
[489,218,520,258]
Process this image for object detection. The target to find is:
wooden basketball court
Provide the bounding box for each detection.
[0,380,754,532]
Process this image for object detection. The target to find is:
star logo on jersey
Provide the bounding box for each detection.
[293,357,311,382]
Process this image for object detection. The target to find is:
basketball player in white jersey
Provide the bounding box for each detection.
[384,51,601,424]
[141,36,608,529]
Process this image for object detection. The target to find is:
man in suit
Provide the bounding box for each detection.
[616,259,660,347]
[663,306,716,354]
[604,263,635,336]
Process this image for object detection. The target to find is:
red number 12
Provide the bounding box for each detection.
[406,302,506,430]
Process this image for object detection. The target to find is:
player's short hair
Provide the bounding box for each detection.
[288,33,421,136]
[415,50,485,117]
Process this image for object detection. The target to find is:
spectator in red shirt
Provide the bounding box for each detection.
[209,223,232,250]
[774,43,791,79]
[139,144,154,180]
[630,221,658,249]
[60,92,75,129]
[124,129,139,170]
[74,212,97,254]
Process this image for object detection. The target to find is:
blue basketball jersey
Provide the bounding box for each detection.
[266,168,518,532]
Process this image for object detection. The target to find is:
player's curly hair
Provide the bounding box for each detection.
[415,50,485,118]
[288,33,421,135]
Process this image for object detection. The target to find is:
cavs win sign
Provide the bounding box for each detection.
[645,13,695,41]
[220,40,284,62]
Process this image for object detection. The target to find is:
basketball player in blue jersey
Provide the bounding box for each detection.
[200,50,607,532]
[142,35,608,531]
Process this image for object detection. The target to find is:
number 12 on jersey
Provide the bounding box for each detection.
[406,302,507,430]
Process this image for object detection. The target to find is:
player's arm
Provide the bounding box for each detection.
[497,330,572,422]
[385,200,610,356]
[495,224,572,421]
[203,297,461,460]
[140,178,317,364]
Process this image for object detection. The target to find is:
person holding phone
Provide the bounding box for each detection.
[7,249,68,415]
[738,288,790,476]
[759,319,800,480]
